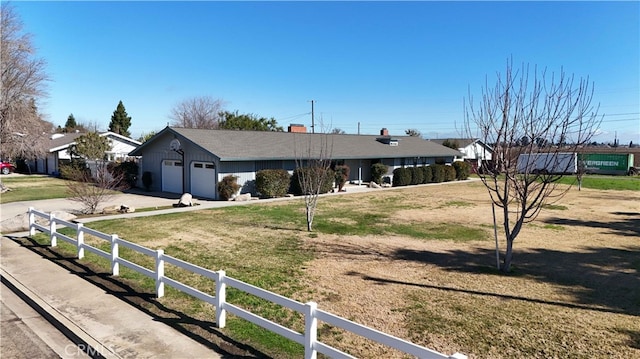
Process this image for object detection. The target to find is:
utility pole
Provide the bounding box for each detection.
[309,100,315,134]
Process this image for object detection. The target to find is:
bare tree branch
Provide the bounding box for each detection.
[169,96,226,129]
[0,3,52,161]
[465,59,602,272]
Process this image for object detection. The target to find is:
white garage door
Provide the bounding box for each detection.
[162,160,183,194]
[191,162,216,199]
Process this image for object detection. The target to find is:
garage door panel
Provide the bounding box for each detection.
[162,160,183,194]
[191,162,216,199]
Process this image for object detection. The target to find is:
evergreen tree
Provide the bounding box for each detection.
[108,100,132,137]
[63,113,77,133]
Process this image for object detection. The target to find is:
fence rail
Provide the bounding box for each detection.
[27,207,467,359]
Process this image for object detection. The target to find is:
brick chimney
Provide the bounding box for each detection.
[288,124,307,133]
[380,128,389,136]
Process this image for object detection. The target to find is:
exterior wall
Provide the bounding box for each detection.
[460,142,492,165]
[135,132,184,192]
[344,159,372,184]
[106,138,139,161]
[218,161,257,195]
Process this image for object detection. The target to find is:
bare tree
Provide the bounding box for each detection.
[64,132,127,214]
[464,60,601,272]
[0,3,52,161]
[169,96,226,129]
[293,132,334,231]
[66,163,128,214]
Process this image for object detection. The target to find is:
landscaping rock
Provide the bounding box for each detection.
[233,193,252,201]
[175,193,193,207]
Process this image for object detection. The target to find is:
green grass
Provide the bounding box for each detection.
[542,204,568,210]
[557,174,640,191]
[0,175,70,203]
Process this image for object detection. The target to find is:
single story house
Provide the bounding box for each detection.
[129,126,465,200]
[29,131,141,175]
[430,138,493,170]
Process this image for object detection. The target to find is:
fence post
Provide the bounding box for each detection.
[28,207,35,236]
[49,212,57,247]
[155,249,164,298]
[76,223,84,259]
[111,234,119,276]
[215,270,227,328]
[304,301,318,359]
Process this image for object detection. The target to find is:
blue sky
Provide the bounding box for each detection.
[14,1,640,144]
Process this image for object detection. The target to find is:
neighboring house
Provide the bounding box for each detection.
[30,131,141,175]
[129,126,465,200]
[430,138,493,170]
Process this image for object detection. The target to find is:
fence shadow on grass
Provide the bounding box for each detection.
[7,235,272,359]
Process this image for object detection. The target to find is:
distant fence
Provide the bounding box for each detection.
[28,207,467,359]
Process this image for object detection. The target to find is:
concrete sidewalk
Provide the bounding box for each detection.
[0,235,223,359]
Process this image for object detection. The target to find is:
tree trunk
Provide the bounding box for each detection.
[306,206,313,232]
[502,238,514,272]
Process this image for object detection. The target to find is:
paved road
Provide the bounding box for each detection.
[1,280,90,358]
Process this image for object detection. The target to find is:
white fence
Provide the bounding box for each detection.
[28,208,467,359]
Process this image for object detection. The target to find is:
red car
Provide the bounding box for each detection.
[0,161,16,175]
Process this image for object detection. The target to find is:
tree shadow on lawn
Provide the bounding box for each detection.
[386,244,640,316]
[544,211,640,237]
[7,235,272,359]
[378,210,640,316]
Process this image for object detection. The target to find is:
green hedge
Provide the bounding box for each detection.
[256,169,291,197]
[392,167,412,187]
[409,166,424,185]
[431,164,445,183]
[444,165,456,182]
[421,166,433,184]
[371,163,388,185]
[452,161,470,180]
[290,167,334,195]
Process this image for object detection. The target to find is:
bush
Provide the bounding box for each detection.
[371,163,388,184]
[334,164,350,191]
[452,161,471,180]
[421,166,433,184]
[289,167,334,195]
[432,164,445,183]
[108,160,139,188]
[444,165,456,182]
[142,171,153,191]
[59,160,90,181]
[256,169,290,197]
[392,167,411,187]
[217,175,241,200]
[409,166,424,185]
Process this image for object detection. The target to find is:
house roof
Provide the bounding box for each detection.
[48,131,141,153]
[130,127,465,161]
[48,132,86,152]
[430,138,493,151]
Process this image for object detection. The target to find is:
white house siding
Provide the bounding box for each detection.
[106,139,139,161]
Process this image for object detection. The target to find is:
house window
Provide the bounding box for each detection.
[205,164,215,169]
[194,163,203,168]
